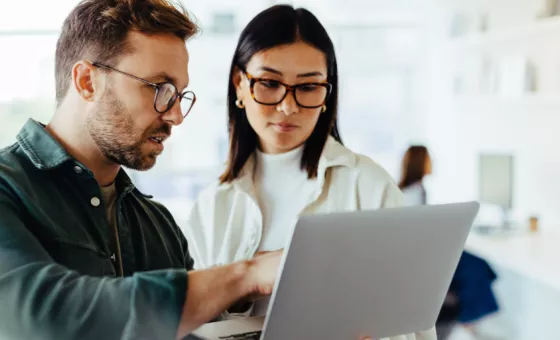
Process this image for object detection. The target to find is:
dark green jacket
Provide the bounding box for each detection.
[0,119,193,340]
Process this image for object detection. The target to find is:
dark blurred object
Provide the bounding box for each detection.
[436,251,499,339]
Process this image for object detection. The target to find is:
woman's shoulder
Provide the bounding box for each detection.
[194,179,237,203]
[354,153,394,181]
[191,176,255,215]
[322,140,403,208]
[324,139,396,185]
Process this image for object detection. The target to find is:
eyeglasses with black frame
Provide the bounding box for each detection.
[91,62,196,118]
[244,71,332,109]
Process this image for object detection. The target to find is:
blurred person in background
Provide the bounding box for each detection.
[185,5,436,340]
[398,145,499,340]
[399,145,432,206]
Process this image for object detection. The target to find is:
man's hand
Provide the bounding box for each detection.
[226,250,284,314]
[177,251,282,338]
[244,249,283,297]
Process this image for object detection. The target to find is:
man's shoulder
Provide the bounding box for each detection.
[127,189,186,237]
[0,142,33,187]
[138,195,175,221]
[0,141,23,164]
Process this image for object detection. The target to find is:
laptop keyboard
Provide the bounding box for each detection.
[218,331,262,340]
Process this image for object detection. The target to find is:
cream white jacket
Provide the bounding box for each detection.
[184,137,437,340]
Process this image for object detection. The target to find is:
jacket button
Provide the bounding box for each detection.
[90,197,101,207]
[74,165,83,174]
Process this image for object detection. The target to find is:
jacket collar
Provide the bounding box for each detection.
[317,136,358,175]
[16,119,139,195]
[16,119,73,170]
[230,136,357,196]
[116,168,140,196]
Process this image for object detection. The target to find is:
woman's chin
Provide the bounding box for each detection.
[261,137,304,154]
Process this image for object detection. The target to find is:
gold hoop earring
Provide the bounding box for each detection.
[321,105,327,113]
[235,99,245,109]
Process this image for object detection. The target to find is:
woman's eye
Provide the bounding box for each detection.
[260,81,280,89]
[299,84,318,92]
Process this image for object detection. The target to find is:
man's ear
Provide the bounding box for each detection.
[71,60,96,102]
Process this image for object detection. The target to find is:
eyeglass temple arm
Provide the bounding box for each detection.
[91,61,160,88]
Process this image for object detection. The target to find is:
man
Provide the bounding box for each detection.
[0,1,280,339]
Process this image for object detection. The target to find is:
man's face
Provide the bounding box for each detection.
[86,32,190,171]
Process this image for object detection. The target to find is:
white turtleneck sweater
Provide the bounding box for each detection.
[253,145,318,315]
[254,145,318,252]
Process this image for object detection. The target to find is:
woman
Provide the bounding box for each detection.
[398,145,432,206]
[185,5,436,340]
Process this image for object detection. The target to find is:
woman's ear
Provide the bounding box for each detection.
[232,67,245,97]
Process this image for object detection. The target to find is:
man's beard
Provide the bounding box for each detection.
[86,92,163,171]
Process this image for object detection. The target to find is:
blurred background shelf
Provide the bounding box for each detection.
[443,16,560,52]
[450,94,560,110]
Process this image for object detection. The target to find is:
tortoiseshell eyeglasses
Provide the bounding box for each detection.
[244,71,331,109]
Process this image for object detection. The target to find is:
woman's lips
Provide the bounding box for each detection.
[271,122,298,132]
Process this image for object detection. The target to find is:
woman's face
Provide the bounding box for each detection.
[234,41,328,154]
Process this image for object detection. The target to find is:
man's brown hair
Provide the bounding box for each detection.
[55,0,199,106]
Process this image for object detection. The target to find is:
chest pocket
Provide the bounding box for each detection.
[46,238,116,277]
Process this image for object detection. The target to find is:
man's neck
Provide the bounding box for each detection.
[47,106,120,187]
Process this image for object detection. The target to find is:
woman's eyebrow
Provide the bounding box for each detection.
[257,66,324,78]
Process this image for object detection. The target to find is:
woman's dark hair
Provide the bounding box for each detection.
[219,5,342,183]
[399,145,431,190]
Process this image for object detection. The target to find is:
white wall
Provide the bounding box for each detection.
[424,0,560,230]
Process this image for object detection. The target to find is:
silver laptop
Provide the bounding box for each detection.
[192,201,480,340]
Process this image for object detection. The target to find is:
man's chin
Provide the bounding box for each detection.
[123,154,158,171]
